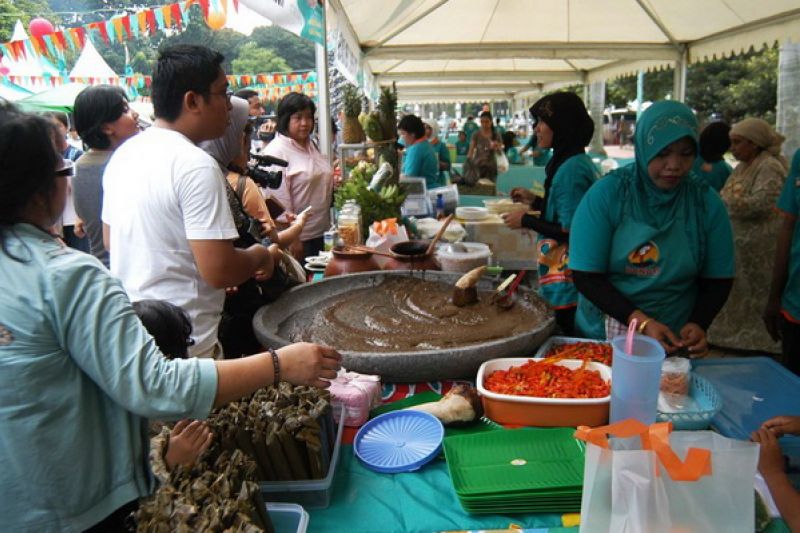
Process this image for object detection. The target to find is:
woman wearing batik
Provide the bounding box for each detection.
[708,118,788,353]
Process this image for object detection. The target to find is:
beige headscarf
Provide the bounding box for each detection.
[731,118,785,158]
[423,118,439,143]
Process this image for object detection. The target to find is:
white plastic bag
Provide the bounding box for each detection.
[577,420,758,533]
[496,151,510,173]
[365,219,408,268]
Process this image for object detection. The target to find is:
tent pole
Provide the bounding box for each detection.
[778,41,800,160]
[636,71,644,119]
[588,81,607,157]
[316,6,332,162]
[672,46,688,102]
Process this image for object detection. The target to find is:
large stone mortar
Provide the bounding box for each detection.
[253,270,555,382]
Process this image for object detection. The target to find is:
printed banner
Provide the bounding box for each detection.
[239,0,325,46]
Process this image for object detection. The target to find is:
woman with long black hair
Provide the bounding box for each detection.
[503,92,598,335]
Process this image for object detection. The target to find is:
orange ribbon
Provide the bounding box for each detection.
[372,218,398,236]
[575,419,712,482]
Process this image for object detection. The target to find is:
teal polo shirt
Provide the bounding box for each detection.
[537,154,598,309]
[569,173,735,339]
[777,149,800,322]
[403,139,442,189]
[692,157,732,192]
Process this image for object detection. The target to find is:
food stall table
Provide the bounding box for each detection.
[307,446,573,533]
[693,357,800,465]
[459,214,538,270]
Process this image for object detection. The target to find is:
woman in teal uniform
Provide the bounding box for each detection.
[502,92,598,335]
[692,121,732,192]
[398,114,441,189]
[569,101,735,356]
[424,118,452,183]
[765,149,800,374]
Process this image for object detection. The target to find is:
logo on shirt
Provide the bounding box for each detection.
[625,241,661,277]
[538,239,571,284]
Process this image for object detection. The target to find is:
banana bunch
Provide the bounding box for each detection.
[379,183,399,202]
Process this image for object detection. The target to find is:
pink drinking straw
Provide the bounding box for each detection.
[625,318,638,355]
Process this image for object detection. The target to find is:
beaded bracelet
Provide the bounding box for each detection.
[268,348,280,386]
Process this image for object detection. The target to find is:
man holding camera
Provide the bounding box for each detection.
[102,45,274,358]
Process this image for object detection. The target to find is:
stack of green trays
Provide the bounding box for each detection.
[443,427,585,514]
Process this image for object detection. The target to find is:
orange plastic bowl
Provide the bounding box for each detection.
[477,358,611,427]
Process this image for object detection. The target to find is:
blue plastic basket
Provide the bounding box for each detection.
[657,374,722,430]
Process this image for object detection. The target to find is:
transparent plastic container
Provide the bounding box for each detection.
[266,503,309,533]
[260,407,345,509]
[435,242,491,272]
[337,200,361,246]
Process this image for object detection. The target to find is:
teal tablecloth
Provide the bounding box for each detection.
[307,445,573,533]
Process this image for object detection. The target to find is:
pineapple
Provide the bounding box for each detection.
[378,83,397,141]
[342,84,366,144]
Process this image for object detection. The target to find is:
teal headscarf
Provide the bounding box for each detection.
[614,101,703,227]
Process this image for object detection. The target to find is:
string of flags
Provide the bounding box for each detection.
[3,71,318,101]
[0,0,232,64]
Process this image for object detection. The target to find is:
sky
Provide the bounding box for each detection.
[222,0,270,36]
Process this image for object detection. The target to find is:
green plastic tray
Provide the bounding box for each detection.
[444,428,585,497]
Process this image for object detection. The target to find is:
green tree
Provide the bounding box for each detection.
[232,42,289,74]
[0,0,55,42]
[251,25,315,70]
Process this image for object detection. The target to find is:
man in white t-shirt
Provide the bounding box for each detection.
[102,45,274,358]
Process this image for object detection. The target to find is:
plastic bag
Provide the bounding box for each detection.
[576,420,758,533]
[658,357,692,412]
[329,369,382,427]
[365,218,408,268]
[496,151,510,174]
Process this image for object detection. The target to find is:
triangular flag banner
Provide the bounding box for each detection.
[106,20,118,44]
[145,10,157,35]
[161,5,172,28]
[171,3,183,30]
[121,15,132,40]
[232,0,239,12]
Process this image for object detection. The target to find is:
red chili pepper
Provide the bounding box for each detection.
[485,359,610,398]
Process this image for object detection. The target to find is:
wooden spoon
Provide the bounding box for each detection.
[426,214,454,256]
[345,245,397,259]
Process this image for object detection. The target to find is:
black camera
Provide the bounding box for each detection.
[247,153,288,189]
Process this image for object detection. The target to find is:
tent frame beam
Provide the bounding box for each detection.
[364,42,677,61]
[377,70,586,83]
[364,0,451,55]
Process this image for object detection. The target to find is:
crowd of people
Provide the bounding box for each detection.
[2,41,800,530]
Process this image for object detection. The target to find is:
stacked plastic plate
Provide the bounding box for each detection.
[354,411,444,473]
[443,427,585,514]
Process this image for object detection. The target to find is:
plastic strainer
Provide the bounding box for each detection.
[354,411,444,473]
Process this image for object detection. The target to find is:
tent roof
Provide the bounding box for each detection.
[17,83,90,113]
[0,78,34,102]
[69,39,118,79]
[333,0,800,102]
[1,20,61,79]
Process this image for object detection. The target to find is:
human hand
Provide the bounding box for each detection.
[165,419,213,470]
[259,219,279,243]
[501,210,526,229]
[74,218,86,239]
[751,428,787,478]
[640,318,683,353]
[763,296,783,342]
[284,212,297,224]
[762,416,800,437]
[510,187,536,206]
[679,322,708,357]
[276,342,342,388]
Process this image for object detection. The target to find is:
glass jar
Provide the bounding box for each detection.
[337,200,362,246]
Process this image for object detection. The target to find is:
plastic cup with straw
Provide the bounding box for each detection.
[609,318,666,424]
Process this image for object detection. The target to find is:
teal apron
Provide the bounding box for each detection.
[576,209,701,340]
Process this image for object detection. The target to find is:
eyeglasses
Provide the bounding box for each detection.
[209,89,234,101]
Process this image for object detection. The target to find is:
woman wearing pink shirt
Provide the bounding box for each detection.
[264,93,333,258]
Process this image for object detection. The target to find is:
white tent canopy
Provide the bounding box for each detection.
[0,20,61,81]
[68,38,118,79]
[330,0,800,102]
